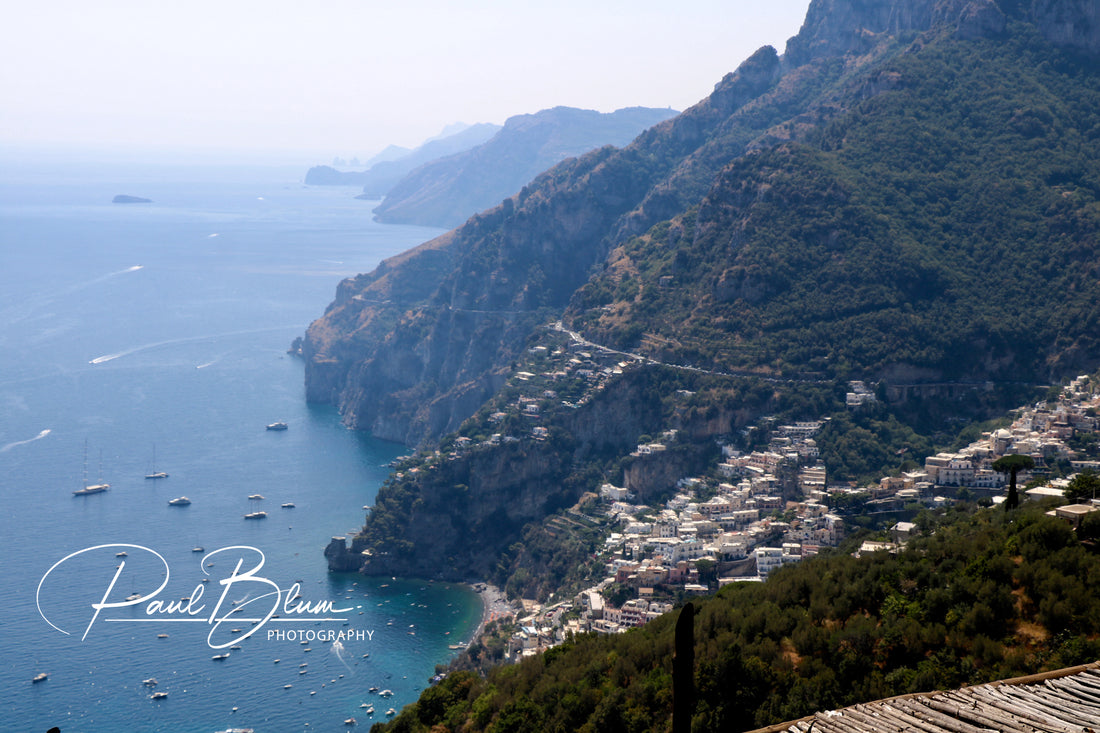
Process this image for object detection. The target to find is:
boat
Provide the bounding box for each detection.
[247,493,264,500]
[150,691,168,699]
[157,634,168,639]
[192,546,204,552]
[243,511,267,520]
[144,444,168,479]
[32,672,47,683]
[142,678,157,686]
[212,653,230,661]
[74,441,110,496]
[379,689,393,697]
[386,708,397,716]
[214,729,255,733]
[116,551,128,558]
[344,718,356,726]
[126,593,143,602]
[281,502,295,508]
[266,421,288,431]
[168,497,191,506]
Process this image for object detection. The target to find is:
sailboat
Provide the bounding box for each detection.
[73,441,109,496]
[145,444,168,479]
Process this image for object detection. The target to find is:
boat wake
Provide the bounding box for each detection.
[0,428,51,453]
[82,265,143,289]
[89,325,304,365]
[332,639,353,672]
[0,266,144,332]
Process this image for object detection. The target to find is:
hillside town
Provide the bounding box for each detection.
[449,333,1100,662]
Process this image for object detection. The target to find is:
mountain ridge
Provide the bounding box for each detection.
[304,122,501,191]
[372,105,679,229]
[303,0,1100,448]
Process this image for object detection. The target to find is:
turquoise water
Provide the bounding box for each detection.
[0,158,481,732]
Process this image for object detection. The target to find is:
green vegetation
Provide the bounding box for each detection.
[568,31,1100,387]
[815,408,933,482]
[377,504,1100,732]
[1066,471,1100,502]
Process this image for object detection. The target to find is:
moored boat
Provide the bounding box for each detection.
[74,441,110,495]
[144,444,168,479]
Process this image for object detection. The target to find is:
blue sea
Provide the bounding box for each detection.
[0,154,481,733]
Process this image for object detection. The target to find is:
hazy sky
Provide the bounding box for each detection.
[2,1,813,164]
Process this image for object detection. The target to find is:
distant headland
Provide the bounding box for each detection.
[112,194,152,204]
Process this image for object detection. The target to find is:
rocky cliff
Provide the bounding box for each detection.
[303,47,788,445]
[304,0,1100,451]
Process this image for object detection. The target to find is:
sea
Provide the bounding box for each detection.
[0,152,482,733]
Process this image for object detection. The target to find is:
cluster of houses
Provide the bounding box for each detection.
[921,377,1098,490]
[496,374,1100,659]
[455,329,1100,659]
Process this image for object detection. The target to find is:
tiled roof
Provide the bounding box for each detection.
[749,662,1100,733]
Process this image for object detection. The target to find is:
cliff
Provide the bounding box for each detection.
[371,106,679,229]
[307,0,1100,573]
[303,46,785,445]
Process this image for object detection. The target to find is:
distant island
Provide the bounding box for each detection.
[112,195,152,204]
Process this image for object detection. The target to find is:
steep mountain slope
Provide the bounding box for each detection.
[569,33,1100,384]
[302,44,803,445]
[372,106,679,229]
[302,0,1100,448]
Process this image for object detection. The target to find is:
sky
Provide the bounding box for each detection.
[1,0,813,165]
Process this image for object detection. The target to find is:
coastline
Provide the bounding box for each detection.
[468,582,516,645]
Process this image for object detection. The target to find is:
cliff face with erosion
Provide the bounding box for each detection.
[302,49,784,446]
[332,367,727,579]
[303,0,1100,449]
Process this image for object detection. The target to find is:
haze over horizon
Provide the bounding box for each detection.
[1,0,812,166]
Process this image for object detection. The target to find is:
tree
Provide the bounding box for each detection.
[1066,471,1100,503]
[993,454,1035,510]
